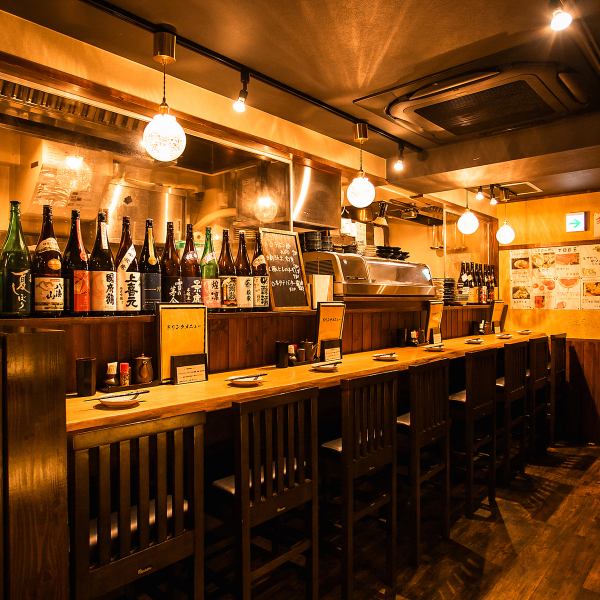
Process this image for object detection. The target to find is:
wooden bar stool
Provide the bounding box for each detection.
[320,371,398,599]
[528,336,550,453]
[397,358,450,565]
[496,341,528,483]
[449,348,497,516]
[549,333,567,445]
[69,412,205,600]
[210,388,319,600]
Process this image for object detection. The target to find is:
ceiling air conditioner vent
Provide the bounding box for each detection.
[386,63,587,142]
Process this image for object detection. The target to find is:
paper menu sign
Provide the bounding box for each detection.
[553,278,581,309]
[554,246,580,278]
[580,244,600,278]
[511,284,532,309]
[581,279,600,310]
[510,249,531,282]
[530,247,556,279]
[593,213,600,238]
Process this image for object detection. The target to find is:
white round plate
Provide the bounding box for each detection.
[373,355,398,361]
[98,394,140,409]
[311,364,339,372]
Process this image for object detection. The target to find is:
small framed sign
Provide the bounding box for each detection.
[321,339,342,362]
[171,354,208,385]
[490,300,505,333]
[315,301,345,359]
[426,301,444,345]
[157,304,208,383]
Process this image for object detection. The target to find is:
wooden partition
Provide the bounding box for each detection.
[0,304,493,394]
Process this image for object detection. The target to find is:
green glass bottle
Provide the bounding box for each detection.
[1,200,32,316]
[200,226,221,310]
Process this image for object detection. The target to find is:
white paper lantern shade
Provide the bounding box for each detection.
[347,173,376,208]
[457,209,479,235]
[496,220,516,244]
[142,112,186,162]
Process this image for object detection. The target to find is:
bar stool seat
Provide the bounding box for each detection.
[396,412,411,427]
[212,460,302,495]
[496,369,530,388]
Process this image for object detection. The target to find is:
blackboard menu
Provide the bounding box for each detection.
[259,228,311,311]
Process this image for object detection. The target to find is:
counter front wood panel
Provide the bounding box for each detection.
[67,332,544,433]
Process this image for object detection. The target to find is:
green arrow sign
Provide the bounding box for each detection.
[566,212,585,232]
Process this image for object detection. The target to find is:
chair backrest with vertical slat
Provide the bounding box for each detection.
[233,388,318,526]
[529,336,549,385]
[69,412,205,598]
[340,371,397,465]
[465,348,497,412]
[409,359,449,443]
[551,333,567,380]
[504,341,528,399]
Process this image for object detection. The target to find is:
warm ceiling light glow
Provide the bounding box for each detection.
[496,220,516,244]
[143,110,186,162]
[347,122,375,208]
[143,29,186,162]
[233,70,250,113]
[457,209,479,235]
[347,173,376,208]
[551,7,573,31]
[254,194,278,222]
[233,97,246,112]
[393,158,404,172]
[475,186,484,201]
[65,155,84,170]
[490,196,498,206]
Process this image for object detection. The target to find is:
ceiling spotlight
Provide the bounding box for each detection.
[142,28,187,162]
[475,186,484,201]
[457,189,479,235]
[347,122,376,208]
[233,70,250,113]
[550,0,573,31]
[402,206,419,219]
[393,143,405,172]
[488,184,497,206]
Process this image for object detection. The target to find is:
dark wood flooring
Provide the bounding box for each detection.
[124,445,600,600]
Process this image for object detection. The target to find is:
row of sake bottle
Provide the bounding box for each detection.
[0,200,270,317]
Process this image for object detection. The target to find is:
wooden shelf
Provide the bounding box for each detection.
[0,314,155,327]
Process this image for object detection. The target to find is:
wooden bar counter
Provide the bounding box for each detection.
[67,331,544,433]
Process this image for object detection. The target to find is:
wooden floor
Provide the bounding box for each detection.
[130,445,600,600]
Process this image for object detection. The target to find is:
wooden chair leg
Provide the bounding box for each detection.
[489,417,497,505]
[238,520,252,600]
[410,447,421,566]
[386,462,397,590]
[465,445,474,517]
[342,471,354,600]
[307,499,319,600]
[442,434,450,540]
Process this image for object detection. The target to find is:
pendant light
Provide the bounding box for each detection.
[457,190,479,235]
[233,70,250,113]
[489,184,498,206]
[475,186,484,201]
[142,28,187,162]
[347,122,376,208]
[550,0,573,31]
[393,143,405,172]
[496,190,516,244]
[372,202,389,227]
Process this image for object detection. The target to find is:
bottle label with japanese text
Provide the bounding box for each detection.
[117,245,137,273]
[34,276,64,312]
[253,276,270,308]
[252,255,267,269]
[236,276,253,308]
[91,271,116,312]
[117,270,141,312]
[73,270,90,312]
[183,277,203,304]
[162,276,183,303]
[220,275,237,308]
[4,269,31,315]
[201,251,216,265]
[142,273,161,311]
[36,237,60,253]
[201,278,221,308]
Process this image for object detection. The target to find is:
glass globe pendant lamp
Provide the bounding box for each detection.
[142,29,186,162]
[457,190,479,235]
[347,122,375,208]
[496,192,516,244]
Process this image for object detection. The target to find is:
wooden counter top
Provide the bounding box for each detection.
[66,331,545,433]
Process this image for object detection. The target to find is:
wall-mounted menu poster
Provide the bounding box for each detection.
[508,243,600,310]
[157,304,208,382]
[259,228,310,311]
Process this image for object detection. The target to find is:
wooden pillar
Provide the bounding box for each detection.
[0,328,68,599]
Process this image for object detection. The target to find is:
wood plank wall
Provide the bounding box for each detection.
[5,304,491,394]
